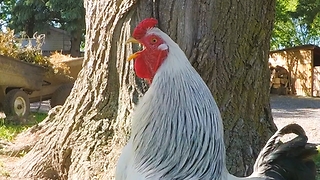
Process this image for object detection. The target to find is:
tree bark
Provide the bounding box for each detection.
[16,0,276,179]
[16,1,144,179]
[210,1,277,175]
[137,0,277,176]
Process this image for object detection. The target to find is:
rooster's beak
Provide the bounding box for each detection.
[126,37,140,61]
[127,52,140,61]
[126,37,140,44]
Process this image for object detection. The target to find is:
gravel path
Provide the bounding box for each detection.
[271,95,320,143]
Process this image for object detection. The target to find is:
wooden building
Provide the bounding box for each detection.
[269,44,320,97]
[21,26,71,56]
[41,27,71,55]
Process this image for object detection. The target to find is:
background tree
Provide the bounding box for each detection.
[271,0,320,50]
[292,0,320,44]
[45,0,85,56]
[0,0,14,30]
[14,0,275,179]
[9,0,50,36]
[0,0,84,57]
[293,0,320,26]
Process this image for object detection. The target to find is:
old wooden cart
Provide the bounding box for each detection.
[0,55,83,120]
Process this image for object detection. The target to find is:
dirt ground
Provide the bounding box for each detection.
[0,96,319,179]
[271,95,320,143]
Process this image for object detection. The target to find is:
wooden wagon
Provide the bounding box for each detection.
[0,55,83,120]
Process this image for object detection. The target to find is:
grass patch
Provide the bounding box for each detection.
[0,112,47,142]
[315,153,320,180]
[0,125,26,142]
[30,112,48,123]
[0,161,10,177]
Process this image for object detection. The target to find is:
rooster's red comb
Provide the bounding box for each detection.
[132,18,158,39]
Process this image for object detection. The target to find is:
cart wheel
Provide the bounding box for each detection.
[50,84,73,107]
[3,89,30,119]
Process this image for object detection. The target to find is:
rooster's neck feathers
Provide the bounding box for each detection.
[130,28,227,179]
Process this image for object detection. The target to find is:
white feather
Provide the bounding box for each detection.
[116,27,271,180]
[158,43,168,50]
[116,140,146,180]
[116,27,229,179]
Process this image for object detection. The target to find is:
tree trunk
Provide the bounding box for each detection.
[209,1,277,175]
[25,14,35,37]
[133,0,277,176]
[16,0,276,179]
[16,1,144,179]
[70,29,82,57]
[69,16,85,57]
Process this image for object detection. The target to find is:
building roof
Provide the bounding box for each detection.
[270,44,320,66]
[270,44,320,54]
[48,26,70,37]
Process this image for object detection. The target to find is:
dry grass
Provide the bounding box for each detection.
[0,29,48,66]
[48,52,71,75]
[0,29,71,78]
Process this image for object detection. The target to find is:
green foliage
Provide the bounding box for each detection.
[0,0,15,30]
[9,0,52,36]
[271,0,296,49]
[293,0,320,25]
[0,0,85,55]
[45,0,85,50]
[271,0,320,50]
[46,0,85,32]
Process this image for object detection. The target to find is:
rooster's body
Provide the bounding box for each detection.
[116,18,319,180]
[117,24,227,179]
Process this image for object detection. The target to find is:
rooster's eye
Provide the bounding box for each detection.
[151,38,157,43]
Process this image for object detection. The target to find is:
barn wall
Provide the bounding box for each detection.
[42,29,71,52]
[314,66,320,96]
[20,28,71,56]
[269,49,313,96]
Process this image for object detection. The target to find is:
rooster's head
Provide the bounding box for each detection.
[127,18,169,84]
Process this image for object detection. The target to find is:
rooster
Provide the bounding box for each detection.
[116,18,320,180]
